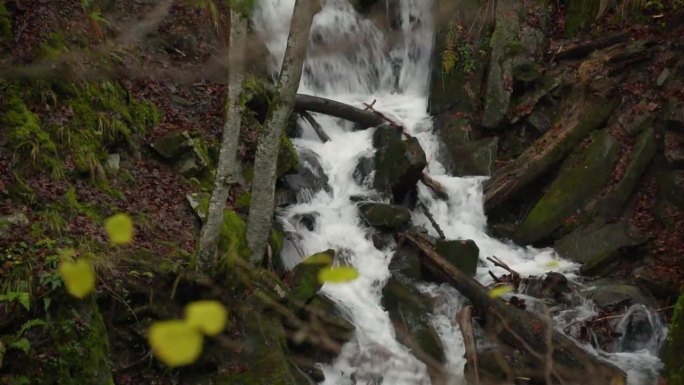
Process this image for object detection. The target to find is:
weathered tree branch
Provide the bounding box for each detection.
[299,110,330,142]
[403,233,627,385]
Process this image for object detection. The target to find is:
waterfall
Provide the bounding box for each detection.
[252,1,666,384]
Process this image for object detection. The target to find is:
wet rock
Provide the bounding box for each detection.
[522,272,571,304]
[293,212,318,232]
[357,202,411,230]
[389,243,423,281]
[288,249,335,306]
[665,130,684,169]
[282,148,330,202]
[372,123,402,148]
[353,156,374,186]
[434,239,479,277]
[526,104,554,134]
[275,188,297,208]
[509,76,562,125]
[514,130,621,245]
[373,137,427,204]
[581,279,658,311]
[381,277,446,367]
[612,304,666,354]
[555,220,647,275]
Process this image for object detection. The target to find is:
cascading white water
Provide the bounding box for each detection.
[253,1,666,384]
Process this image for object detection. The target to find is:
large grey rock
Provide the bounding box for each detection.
[373,137,427,204]
[555,220,648,275]
[442,137,498,177]
[357,202,411,230]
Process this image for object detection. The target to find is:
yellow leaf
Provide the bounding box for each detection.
[104,213,134,244]
[58,259,96,299]
[148,321,203,367]
[184,300,228,336]
[545,260,560,268]
[318,267,359,284]
[302,251,333,266]
[488,284,513,299]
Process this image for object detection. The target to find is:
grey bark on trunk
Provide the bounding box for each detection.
[247,0,320,265]
[196,11,247,274]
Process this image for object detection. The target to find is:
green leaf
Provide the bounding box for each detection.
[318,267,359,284]
[488,285,514,299]
[185,300,228,336]
[104,213,134,244]
[148,320,203,367]
[18,319,47,337]
[58,259,96,298]
[10,338,30,354]
[17,292,30,311]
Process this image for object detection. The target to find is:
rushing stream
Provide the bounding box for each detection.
[253,0,666,384]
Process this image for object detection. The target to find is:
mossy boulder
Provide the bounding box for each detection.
[151,130,209,177]
[555,220,647,275]
[434,239,480,277]
[514,130,620,244]
[664,291,684,385]
[214,308,301,385]
[442,136,498,177]
[372,123,402,148]
[357,201,411,230]
[45,296,114,385]
[381,277,446,369]
[373,137,427,204]
[389,243,423,281]
[287,249,335,306]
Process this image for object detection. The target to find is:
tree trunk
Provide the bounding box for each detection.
[404,233,627,385]
[196,11,247,274]
[247,0,320,265]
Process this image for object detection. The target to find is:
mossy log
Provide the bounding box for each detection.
[404,233,627,385]
[483,83,618,213]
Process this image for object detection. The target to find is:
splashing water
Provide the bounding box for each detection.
[253,0,666,384]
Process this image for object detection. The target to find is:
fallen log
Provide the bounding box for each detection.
[294,94,385,128]
[299,111,330,142]
[483,84,618,213]
[553,31,630,60]
[457,306,480,385]
[404,233,627,385]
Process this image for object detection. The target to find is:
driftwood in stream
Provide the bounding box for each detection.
[294,94,385,128]
[404,234,627,385]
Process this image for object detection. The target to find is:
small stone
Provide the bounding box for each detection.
[657,68,670,87]
[357,202,411,230]
[105,153,120,172]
